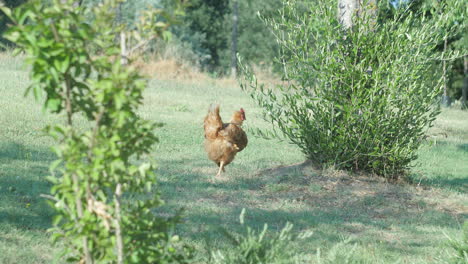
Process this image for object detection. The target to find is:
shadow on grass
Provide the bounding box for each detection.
[0,142,55,231]
[156,157,464,256]
[0,141,55,162]
[418,176,468,193]
[457,143,468,152]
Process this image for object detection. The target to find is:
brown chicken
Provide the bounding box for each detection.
[204,104,248,178]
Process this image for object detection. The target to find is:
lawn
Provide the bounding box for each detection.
[0,54,467,263]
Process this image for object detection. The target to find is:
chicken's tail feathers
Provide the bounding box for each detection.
[208,103,220,114]
[207,104,221,119]
[204,103,223,139]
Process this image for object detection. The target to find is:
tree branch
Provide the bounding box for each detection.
[114,183,124,264]
[39,194,74,222]
[127,35,157,57]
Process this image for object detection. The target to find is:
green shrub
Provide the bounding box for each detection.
[241,0,462,177]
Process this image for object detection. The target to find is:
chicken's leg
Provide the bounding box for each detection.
[216,161,225,177]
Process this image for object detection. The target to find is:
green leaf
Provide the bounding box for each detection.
[4,31,21,42]
[49,159,63,172]
[162,31,172,41]
[0,7,13,20]
[46,98,61,112]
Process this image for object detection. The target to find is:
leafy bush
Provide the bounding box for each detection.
[210,209,312,264]
[241,0,462,177]
[2,0,191,262]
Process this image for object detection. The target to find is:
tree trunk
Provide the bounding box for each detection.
[61,0,82,7]
[114,184,124,264]
[338,0,377,29]
[117,3,128,65]
[462,55,468,109]
[231,0,238,78]
[443,38,448,97]
[441,37,451,107]
[338,0,358,29]
[120,31,128,66]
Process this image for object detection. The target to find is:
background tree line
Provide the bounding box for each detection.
[1,0,465,101]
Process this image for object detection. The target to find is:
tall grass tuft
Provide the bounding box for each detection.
[446,221,468,263]
[210,209,312,264]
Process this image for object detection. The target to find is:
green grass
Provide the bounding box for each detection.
[0,54,467,263]
[415,109,468,193]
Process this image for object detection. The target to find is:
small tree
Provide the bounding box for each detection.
[241,0,462,177]
[2,0,191,262]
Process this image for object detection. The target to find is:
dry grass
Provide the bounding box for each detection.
[132,57,283,88]
[133,58,211,82]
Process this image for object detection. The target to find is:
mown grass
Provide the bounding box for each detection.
[0,54,467,263]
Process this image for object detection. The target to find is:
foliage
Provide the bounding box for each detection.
[236,0,282,70]
[160,0,282,74]
[0,0,27,47]
[210,209,312,264]
[380,0,468,102]
[3,0,283,73]
[174,0,231,72]
[1,0,191,262]
[241,0,462,177]
[418,0,467,103]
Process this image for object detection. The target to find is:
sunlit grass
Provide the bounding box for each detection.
[0,54,466,263]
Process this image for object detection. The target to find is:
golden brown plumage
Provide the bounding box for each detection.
[204,104,248,178]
